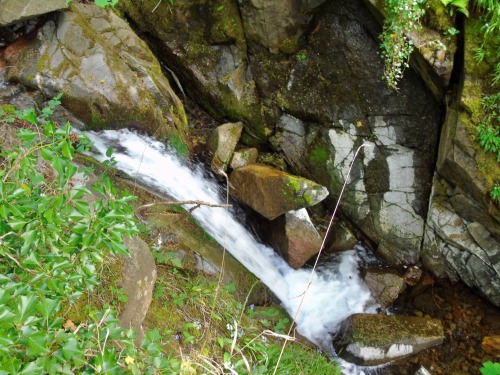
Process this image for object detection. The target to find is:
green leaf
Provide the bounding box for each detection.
[8,219,28,231]
[0,357,21,374]
[0,205,9,219]
[20,229,37,247]
[61,141,73,160]
[106,146,113,158]
[480,361,500,375]
[62,337,84,361]
[19,109,37,125]
[40,147,54,161]
[27,332,49,356]
[36,297,60,319]
[19,360,43,374]
[16,295,38,323]
[0,308,15,327]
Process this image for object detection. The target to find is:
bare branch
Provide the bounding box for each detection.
[138,200,231,210]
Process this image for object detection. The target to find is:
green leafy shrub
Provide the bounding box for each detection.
[0,97,173,373]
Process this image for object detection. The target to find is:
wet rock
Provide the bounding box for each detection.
[482,336,500,357]
[229,164,329,220]
[364,269,406,308]
[206,121,243,174]
[335,313,444,366]
[325,221,358,253]
[414,366,432,375]
[230,147,258,169]
[119,236,157,344]
[238,0,327,53]
[0,0,68,27]
[261,208,323,269]
[4,3,188,145]
[422,180,500,307]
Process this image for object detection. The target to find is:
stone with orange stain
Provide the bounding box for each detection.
[482,336,500,357]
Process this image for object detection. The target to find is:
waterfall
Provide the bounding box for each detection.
[85,129,377,374]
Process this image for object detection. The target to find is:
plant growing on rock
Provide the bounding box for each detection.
[380,0,426,89]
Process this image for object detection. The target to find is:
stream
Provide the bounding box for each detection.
[85,129,379,374]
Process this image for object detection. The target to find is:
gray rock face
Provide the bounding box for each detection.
[119,236,157,344]
[273,0,440,265]
[238,0,327,53]
[423,178,500,306]
[206,122,243,174]
[229,164,329,220]
[0,0,68,27]
[4,3,188,144]
[421,57,500,307]
[335,314,444,366]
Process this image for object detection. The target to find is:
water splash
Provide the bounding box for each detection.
[85,129,376,373]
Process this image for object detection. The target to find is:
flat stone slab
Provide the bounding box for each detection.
[335,313,444,366]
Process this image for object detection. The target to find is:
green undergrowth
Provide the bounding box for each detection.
[144,254,342,375]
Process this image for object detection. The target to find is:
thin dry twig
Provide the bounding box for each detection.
[138,200,231,210]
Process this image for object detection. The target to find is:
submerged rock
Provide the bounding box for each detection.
[229,164,329,220]
[335,314,444,366]
[206,121,243,174]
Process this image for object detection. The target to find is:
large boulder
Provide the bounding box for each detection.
[335,314,444,366]
[229,164,329,220]
[3,3,188,148]
[271,0,440,266]
[0,0,68,27]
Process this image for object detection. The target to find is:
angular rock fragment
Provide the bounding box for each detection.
[229,164,329,220]
[206,122,243,174]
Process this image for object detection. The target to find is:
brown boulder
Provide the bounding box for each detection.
[229,164,329,220]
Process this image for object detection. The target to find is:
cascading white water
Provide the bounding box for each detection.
[85,129,377,374]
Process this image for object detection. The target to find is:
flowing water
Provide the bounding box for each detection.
[85,129,378,374]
